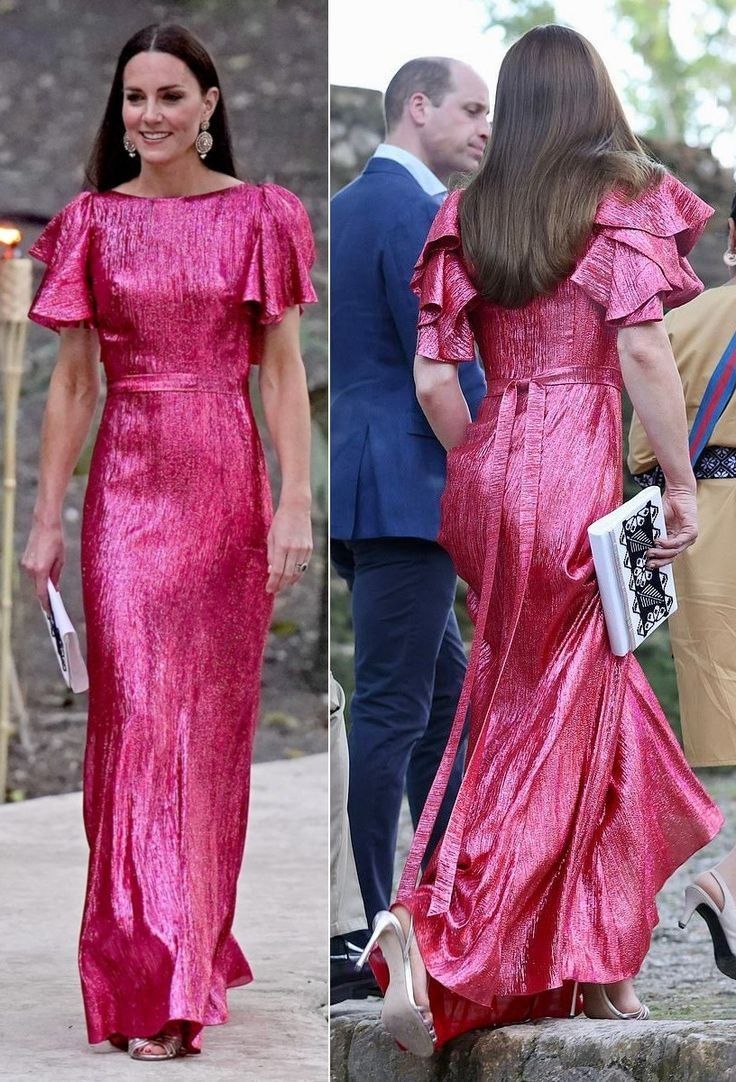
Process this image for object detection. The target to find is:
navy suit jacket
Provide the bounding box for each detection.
[330,158,486,542]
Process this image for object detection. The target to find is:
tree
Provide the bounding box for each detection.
[611,0,736,145]
[484,0,736,149]
[612,0,690,141]
[487,0,558,41]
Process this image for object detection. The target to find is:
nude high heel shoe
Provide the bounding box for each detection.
[680,870,736,980]
[356,910,436,1058]
[580,982,650,1021]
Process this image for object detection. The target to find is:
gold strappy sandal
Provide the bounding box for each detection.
[127,1033,184,1060]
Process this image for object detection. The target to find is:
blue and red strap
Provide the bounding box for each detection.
[688,328,736,465]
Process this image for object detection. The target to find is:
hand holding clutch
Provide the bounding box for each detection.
[588,486,678,656]
[43,579,89,693]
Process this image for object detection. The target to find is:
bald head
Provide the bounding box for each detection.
[383,57,490,183]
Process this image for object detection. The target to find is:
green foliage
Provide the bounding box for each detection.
[270,619,301,637]
[488,0,558,40]
[72,421,101,477]
[611,0,736,144]
[484,0,736,148]
[613,0,690,141]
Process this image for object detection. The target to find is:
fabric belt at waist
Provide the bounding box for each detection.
[484,364,622,397]
[107,373,244,395]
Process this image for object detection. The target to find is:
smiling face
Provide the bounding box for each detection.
[121,50,218,165]
[416,62,490,179]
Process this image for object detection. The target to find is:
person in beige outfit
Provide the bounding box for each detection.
[629,194,736,767]
[631,194,736,992]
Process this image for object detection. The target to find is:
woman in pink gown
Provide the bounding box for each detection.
[364,25,723,1054]
[22,25,316,1058]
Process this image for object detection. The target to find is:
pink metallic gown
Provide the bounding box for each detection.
[386,174,724,1046]
[28,182,316,1052]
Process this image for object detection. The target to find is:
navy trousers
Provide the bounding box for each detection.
[331,537,467,929]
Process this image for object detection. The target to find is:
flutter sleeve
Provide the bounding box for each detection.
[28,191,96,332]
[241,183,318,325]
[570,172,713,327]
[410,189,479,362]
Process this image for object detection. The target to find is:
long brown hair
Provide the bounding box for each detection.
[460,25,662,308]
[85,24,237,192]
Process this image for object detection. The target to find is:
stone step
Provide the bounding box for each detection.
[331,1013,736,1081]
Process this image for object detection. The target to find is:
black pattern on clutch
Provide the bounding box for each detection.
[45,608,67,671]
[619,501,674,638]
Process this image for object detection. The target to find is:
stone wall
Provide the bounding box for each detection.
[330,85,383,194]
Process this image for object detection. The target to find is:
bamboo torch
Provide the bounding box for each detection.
[0,228,31,803]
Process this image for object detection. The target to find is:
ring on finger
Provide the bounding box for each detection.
[294,561,309,573]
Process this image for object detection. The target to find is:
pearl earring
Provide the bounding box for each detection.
[723,250,736,268]
[123,133,137,158]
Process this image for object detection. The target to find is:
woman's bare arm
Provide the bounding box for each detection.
[618,321,697,567]
[258,307,313,593]
[413,355,472,450]
[21,326,100,605]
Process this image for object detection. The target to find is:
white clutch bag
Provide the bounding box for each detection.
[588,486,677,656]
[44,579,89,693]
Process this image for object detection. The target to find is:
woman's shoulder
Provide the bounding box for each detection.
[419,188,464,250]
[253,181,310,220]
[594,172,713,246]
[570,171,712,325]
[249,183,314,252]
[29,191,94,264]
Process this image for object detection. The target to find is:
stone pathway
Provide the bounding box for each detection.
[0,755,328,1081]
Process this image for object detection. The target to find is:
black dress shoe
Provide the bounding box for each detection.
[330,934,382,1004]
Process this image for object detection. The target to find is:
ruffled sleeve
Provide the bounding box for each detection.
[410,189,479,362]
[571,173,713,327]
[241,183,318,325]
[28,191,96,332]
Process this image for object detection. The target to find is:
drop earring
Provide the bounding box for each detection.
[723,249,736,268]
[123,133,137,158]
[195,119,213,160]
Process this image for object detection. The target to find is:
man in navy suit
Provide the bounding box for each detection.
[330,57,490,995]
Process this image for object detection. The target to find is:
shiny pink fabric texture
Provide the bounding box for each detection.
[389,174,724,1045]
[28,182,317,1051]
